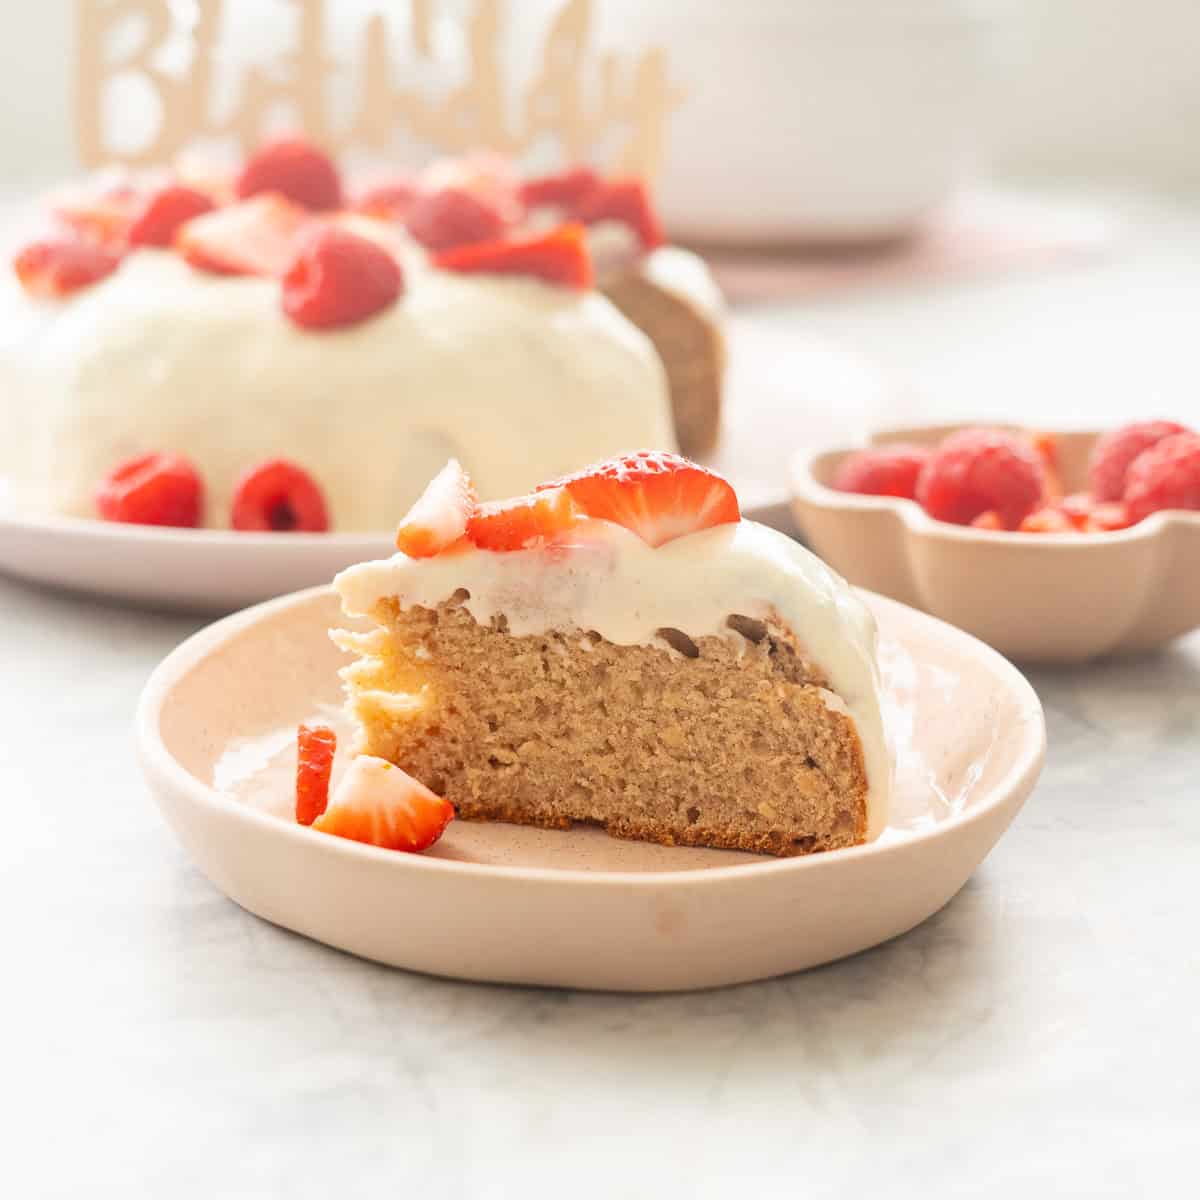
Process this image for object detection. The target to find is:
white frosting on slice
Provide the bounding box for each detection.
[335,518,891,838]
[0,234,674,530]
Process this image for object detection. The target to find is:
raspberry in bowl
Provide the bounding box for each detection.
[793,423,1200,663]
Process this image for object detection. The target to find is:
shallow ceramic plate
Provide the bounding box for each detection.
[136,586,1044,992]
[792,425,1200,664]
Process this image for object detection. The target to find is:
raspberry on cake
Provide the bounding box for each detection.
[331,454,890,858]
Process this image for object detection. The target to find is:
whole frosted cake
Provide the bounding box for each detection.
[0,142,724,532]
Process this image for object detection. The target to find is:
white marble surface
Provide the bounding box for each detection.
[4,196,1200,1198]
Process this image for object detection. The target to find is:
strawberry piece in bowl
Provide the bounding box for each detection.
[231,459,330,532]
[831,444,930,500]
[541,450,741,548]
[235,137,343,211]
[176,194,310,277]
[395,459,477,557]
[313,755,454,853]
[127,185,215,248]
[14,238,122,298]
[575,179,665,251]
[95,452,204,527]
[467,487,583,552]
[433,224,593,290]
[295,723,337,826]
[281,226,404,330]
[405,186,511,252]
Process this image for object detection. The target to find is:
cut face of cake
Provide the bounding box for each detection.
[0,146,724,531]
[333,453,890,857]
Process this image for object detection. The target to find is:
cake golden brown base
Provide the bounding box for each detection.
[336,594,869,857]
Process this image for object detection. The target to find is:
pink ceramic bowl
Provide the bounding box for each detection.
[791,425,1200,664]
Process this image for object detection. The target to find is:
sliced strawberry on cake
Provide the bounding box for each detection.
[331,454,889,857]
[433,224,593,290]
[176,194,311,277]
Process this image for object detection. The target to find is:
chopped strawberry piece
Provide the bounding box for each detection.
[433,224,593,290]
[14,238,122,297]
[281,225,404,330]
[1030,431,1063,501]
[235,137,343,211]
[831,443,930,500]
[296,723,337,826]
[230,458,330,532]
[916,429,1045,530]
[519,164,602,211]
[538,450,740,548]
[1085,501,1136,532]
[575,178,665,251]
[395,459,477,557]
[176,194,310,277]
[1059,492,1095,529]
[970,510,1005,531]
[351,177,419,221]
[1089,420,1190,502]
[467,486,582,551]
[313,755,454,853]
[127,185,215,248]
[1123,431,1200,522]
[53,185,142,247]
[405,186,511,252]
[95,452,204,527]
[1018,506,1074,533]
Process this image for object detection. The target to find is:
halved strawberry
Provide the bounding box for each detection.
[313,755,454,853]
[538,451,740,548]
[395,459,477,556]
[1018,506,1074,533]
[176,194,310,277]
[14,238,122,297]
[296,723,337,826]
[970,510,1005,531]
[432,224,593,290]
[1086,501,1136,532]
[575,179,664,251]
[519,164,601,211]
[466,486,582,551]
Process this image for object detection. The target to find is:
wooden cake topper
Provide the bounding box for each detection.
[76,0,683,178]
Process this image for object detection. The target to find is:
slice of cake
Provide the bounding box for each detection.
[333,453,890,856]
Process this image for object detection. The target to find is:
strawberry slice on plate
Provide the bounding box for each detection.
[467,486,582,551]
[395,459,477,557]
[295,723,337,826]
[540,451,740,548]
[313,756,454,853]
[432,224,593,289]
[176,194,310,277]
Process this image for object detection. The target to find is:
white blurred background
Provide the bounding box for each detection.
[4,0,1200,210]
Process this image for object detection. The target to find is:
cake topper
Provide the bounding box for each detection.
[76,0,683,178]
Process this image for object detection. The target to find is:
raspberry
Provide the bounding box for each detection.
[95,452,204,527]
[831,443,930,500]
[404,186,510,251]
[916,429,1045,529]
[14,238,122,297]
[1123,432,1200,523]
[281,227,404,330]
[1088,420,1190,502]
[235,137,343,211]
[127,185,215,247]
[231,459,330,532]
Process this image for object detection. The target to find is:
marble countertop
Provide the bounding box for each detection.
[4,195,1199,1198]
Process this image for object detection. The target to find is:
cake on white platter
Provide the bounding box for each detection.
[0,143,724,532]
